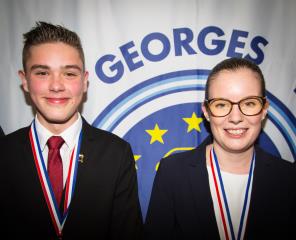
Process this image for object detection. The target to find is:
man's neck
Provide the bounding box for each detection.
[36,113,79,135]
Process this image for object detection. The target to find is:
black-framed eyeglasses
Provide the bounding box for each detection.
[205,96,267,117]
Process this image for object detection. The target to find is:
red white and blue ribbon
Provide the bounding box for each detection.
[209,147,255,240]
[29,120,82,237]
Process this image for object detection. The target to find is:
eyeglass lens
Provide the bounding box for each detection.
[209,97,264,116]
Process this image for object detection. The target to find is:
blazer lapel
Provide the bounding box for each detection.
[63,120,97,213]
[188,145,220,238]
[19,127,57,232]
[21,127,51,207]
[62,119,112,234]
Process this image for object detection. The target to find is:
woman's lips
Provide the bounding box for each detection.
[224,128,247,137]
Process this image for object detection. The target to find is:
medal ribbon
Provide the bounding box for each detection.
[209,147,255,240]
[29,120,82,237]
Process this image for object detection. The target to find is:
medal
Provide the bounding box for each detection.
[209,147,255,240]
[29,120,82,237]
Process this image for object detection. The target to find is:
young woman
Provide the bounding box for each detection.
[145,58,296,240]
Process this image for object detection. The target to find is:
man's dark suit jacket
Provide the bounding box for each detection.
[0,119,143,239]
[144,139,296,239]
[0,126,4,136]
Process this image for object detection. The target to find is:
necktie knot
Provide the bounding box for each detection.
[47,136,64,150]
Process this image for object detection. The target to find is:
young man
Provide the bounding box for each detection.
[0,22,142,239]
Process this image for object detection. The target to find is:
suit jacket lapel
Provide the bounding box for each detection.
[64,120,97,215]
[20,127,57,231]
[22,127,50,207]
[188,144,220,238]
[63,118,117,235]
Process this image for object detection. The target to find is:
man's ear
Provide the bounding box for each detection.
[202,103,210,121]
[18,70,29,92]
[83,71,89,93]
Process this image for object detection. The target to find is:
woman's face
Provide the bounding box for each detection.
[202,68,268,154]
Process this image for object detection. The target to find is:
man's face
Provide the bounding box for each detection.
[19,42,88,133]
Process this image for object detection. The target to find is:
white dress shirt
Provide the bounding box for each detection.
[35,114,83,187]
[207,166,249,240]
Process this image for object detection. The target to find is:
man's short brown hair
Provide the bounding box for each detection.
[22,21,85,71]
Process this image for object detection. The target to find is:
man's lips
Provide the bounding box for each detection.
[46,97,69,104]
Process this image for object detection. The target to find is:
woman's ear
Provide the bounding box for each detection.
[202,103,210,121]
[262,99,269,120]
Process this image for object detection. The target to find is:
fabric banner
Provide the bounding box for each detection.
[0,0,295,219]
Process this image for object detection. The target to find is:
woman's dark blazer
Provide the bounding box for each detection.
[145,138,296,239]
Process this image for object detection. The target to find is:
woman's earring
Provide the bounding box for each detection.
[262,114,267,121]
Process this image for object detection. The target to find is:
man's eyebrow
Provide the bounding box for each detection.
[30,65,50,71]
[30,65,83,72]
[63,65,82,71]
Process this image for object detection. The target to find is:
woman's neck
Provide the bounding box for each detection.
[206,143,254,174]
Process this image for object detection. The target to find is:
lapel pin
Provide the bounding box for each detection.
[79,154,84,163]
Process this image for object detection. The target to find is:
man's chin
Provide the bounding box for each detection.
[48,119,70,124]
[39,113,78,125]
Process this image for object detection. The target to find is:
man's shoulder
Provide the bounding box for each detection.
[1,126,29,143]
[82,120,130,148]
[0,126,30,153]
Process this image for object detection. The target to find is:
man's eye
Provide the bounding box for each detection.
[65,72,78,77]
[36,71,48,76]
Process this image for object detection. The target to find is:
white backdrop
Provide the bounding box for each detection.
[0,0,295,219]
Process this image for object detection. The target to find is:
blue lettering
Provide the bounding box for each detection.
[95,26,269,83]
[245,36,269,65]
[173,28,197,56]
[120,41,144,71]
[95,54,124,84]
[141,32,171,62]
[198,26,225,55]
[227,30,249,58]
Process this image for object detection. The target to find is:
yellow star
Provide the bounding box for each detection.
[183,112,203,132]
[145,124,168,144]
[134,155,141,162]
[134,155,141,170]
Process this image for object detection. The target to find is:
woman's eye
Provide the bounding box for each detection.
[244,101,256,107]
[215,103,226,108]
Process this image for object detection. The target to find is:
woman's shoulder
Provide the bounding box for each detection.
[159,141,208,171]
[256,146,294,164]
[255,145,296,176]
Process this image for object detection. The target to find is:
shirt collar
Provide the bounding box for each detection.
[35,114,83,151]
